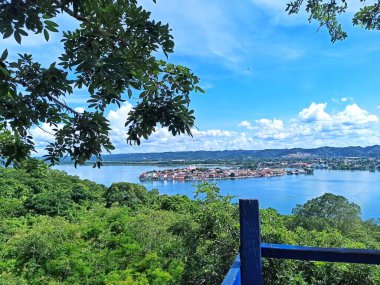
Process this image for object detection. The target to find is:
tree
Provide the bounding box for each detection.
[0,0,204,167]
[286,0,380,42]
[177,182,239,284]
[105,182,153,208]
[292,193,362,233]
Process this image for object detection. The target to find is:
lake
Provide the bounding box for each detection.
[54,164,380,220]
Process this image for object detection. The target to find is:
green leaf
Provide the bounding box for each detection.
[195,86,205,93]
[0,49,8,61]
[17,29,28,36]
[42,14,54,19]
[44,20,59,28]
[0,66,9,78]
[43,29,49,41]
[3,29,12,39]
[46,26,59,33]
[5,157,12,167]
[14,32,21,44]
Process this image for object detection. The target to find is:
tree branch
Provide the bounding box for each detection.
[53,0,88,22]
[35,124,55,136]
[13,77,79,115]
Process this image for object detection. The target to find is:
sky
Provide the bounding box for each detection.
[4,0,380,153]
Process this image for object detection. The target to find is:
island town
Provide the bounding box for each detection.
[139,166,311,181]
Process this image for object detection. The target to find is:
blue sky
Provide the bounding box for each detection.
[4,0,380,153]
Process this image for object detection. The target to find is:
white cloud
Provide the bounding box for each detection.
[31,101,133,155]
[238,102,379,147]
[31,101,380,155]
[30,123,55,144]
[107,126,255,153]
[335,103,378,125]
[107,101,134,145]
[74,107,85,113]
[93,101,380,152]
[239,121,254,130]
[256,118,284,129]
[253,118,288,139]
[250,0,310,26]
[141,0,244,63]
[299,102,331,122]
[140,0,308,75]
[30,123,63,154]
[332,97,353,104]
[105,101,252,152]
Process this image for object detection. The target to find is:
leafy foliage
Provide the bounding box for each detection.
[0,166,379,284]
[286,0,380,42]
[0,0,204,167]
[105,182,154,208]
[292,193,362,234]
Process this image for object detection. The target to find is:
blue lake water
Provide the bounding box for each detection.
[54,165,380,220]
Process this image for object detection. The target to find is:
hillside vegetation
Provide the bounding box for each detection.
[0,161,379,284]
[78,145,380,163]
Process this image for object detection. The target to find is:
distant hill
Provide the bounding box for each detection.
[84,145,380,162]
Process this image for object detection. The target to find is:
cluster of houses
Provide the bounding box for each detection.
[139,166,308,181]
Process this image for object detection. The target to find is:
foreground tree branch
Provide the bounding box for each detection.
[0,0,204,167]
[52,0,89,22]
[287,0,380,42]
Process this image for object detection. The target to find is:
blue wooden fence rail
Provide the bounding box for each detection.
[222,199,380,285]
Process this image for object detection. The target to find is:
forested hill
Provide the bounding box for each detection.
[1,161,380,284]
[93,145,380,162]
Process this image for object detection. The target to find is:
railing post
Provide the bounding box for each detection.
[239,199,263,285]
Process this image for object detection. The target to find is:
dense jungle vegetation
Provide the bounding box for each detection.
[0,160,379,285]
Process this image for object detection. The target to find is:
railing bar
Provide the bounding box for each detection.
[240,199,263,285]
[261,243,380,265]
[221,255,241,285]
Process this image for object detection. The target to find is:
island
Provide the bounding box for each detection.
[139,166,310,181]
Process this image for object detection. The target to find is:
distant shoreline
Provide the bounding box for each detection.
[57,157,380,172]
[55,145,380,163]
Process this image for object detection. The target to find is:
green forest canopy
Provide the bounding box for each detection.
[0,163,379,284]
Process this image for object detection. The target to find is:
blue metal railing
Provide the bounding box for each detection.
[221,255,241,285]
[222,199,380,285]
